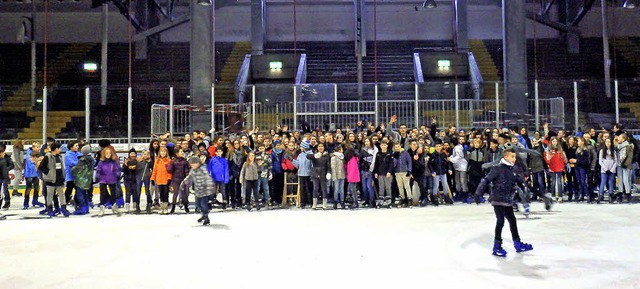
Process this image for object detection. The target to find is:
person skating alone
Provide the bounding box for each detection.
[474,148,533,257]
[181,156,215,225]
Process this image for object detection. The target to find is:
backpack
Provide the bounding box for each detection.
[72,157,94,190]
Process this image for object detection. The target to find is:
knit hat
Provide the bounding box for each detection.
[129,148,137,154]
[188,156,201,164]
[81,145,91,155]
[273,140,282,145]
[300,139,310,149]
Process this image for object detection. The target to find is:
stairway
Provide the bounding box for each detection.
[18,111,85,140]
[1,43,96,112]
[216,42,251,104]
[468,40,501,100]
[1,43,95,140]
[619,102,640,124]
[612,37,640,77]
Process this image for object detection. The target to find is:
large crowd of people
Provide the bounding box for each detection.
[0,116,637,223]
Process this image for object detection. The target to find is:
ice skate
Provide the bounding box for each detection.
[492,241,507,257]
[112,205,123,216]
[514,240,533,252]
[2,199,10,210]
[59,206,71,217]
[544,197,553,211]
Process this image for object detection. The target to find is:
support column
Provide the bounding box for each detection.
[101,3,108,105]
[251,0,266,55]
[190,0,215,131]
[558,0,581,54]
[601,0,612,99]
[135,0,160,59]
[502,0,528,118]
[355,0,366,98]
[453,0,469,52]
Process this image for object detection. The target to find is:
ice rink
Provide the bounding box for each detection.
[1,201,639,289]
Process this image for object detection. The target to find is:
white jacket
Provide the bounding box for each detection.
[449,144,468,172]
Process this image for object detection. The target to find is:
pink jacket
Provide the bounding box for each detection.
[346,156,361,183]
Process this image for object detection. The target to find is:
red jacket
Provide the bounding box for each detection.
[544,150,567,173]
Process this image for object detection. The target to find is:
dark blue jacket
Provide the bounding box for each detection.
[575,149,591,169]
[271,151,284,174]
[392,150,412,174]
[428,151,450,176]
[475,159,524,206]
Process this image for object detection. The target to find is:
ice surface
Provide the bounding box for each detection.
[1,202,640,289]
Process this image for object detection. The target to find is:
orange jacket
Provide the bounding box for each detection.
[151,157,173,185]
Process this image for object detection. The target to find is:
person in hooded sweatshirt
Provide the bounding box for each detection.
[474,148,534,257]
[449,135,469,203]
[122,148,140,214]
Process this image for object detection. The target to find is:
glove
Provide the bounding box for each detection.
[406,172,411,177]
[168,179,172,185]
[326,173,332,180]
[151,180,156,186]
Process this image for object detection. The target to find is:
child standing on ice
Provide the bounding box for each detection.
[181,156,214,225]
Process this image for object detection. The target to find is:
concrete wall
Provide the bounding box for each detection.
[0,3,638,43]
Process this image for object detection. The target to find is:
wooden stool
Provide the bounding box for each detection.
[282,172,301,208]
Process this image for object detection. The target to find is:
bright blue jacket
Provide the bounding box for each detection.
[23,148,38,178]
[293,151,312,177]
[207,156,229,184]
[64,151,82,182]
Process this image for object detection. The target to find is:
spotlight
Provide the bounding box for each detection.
[422,0,437,9]
[197,0,211,6]
[623,0,636,8]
